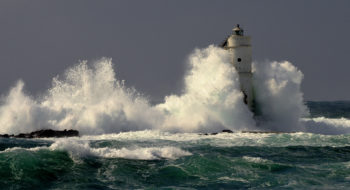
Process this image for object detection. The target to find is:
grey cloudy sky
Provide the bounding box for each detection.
[0,0,349,101]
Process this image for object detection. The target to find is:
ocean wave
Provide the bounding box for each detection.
[242,156,271,164]
[2,145,47,153]
[50,139,192,160]
[303,117,350,135]
[1,139,192,160]
[303,117,350,127]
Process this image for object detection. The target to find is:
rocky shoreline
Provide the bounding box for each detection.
[0,129,79,138]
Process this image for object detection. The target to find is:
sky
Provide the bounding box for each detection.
[0,0,349,101]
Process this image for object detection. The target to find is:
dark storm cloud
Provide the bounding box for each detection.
[0,0,349,100]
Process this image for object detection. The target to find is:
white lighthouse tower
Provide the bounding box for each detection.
[221,24,254,111]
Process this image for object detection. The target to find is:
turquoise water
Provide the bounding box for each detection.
[1,101,350,189]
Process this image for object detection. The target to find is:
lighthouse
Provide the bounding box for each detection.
[221,24,254,112]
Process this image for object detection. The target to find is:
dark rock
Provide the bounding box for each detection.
[241,131,290,134]
[30,129,79,138]
[0,134,9,138]
[0,129,79,138]
[222,129,233,133]
[199,130,233,136]
[15,133,32,138]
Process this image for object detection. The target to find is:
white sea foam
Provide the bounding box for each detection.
[242,156,271,163]
[49,139,192,160]
[218,176,249,183]
[2,130,350,158]
[60,130,350,148]
[1,139,192,160]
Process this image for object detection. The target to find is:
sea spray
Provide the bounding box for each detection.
[157,46,255,132]
[0,80,41,134]
[1,45,340,135]
[253,61,308,132]
[43,59,164,134]
[0,46,257,134]
[0,59,164,134]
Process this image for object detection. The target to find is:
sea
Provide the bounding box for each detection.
[0,46,349,189]
[1,101,350,189]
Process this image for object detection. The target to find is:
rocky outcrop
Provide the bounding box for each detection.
[199,129,295,135]
[0,129,79,138]
[201,129,233,135]
[221,129,233,133]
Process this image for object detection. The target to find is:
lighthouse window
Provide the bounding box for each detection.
[237,58,242,62]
